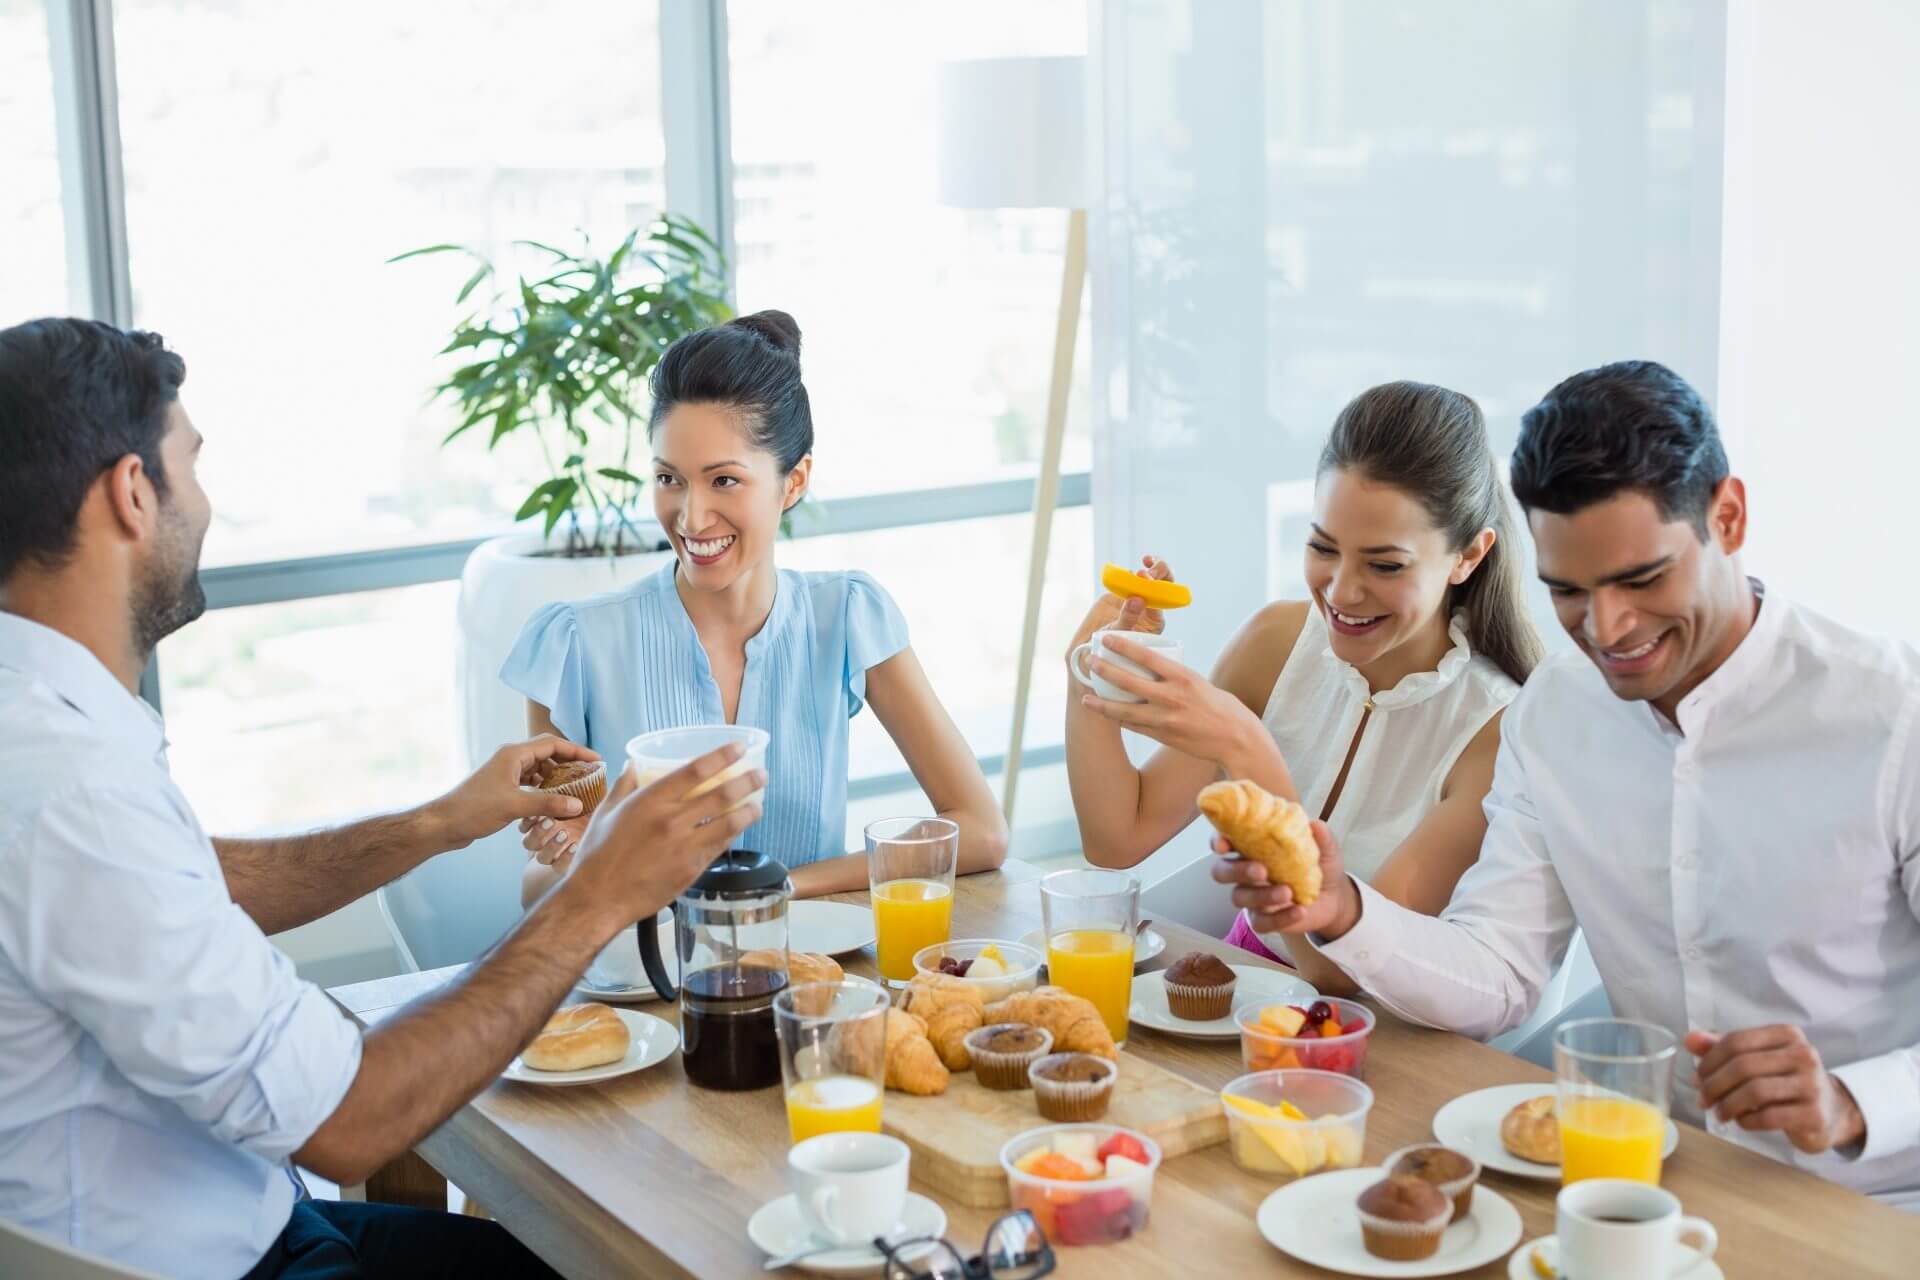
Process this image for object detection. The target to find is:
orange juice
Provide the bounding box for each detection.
[1559,1096,1665,1185]
[785,1075,883,1143]
[1046,929,1135,1043]
[872,878,953,981]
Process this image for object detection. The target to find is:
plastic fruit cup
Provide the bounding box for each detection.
[999,1123,1162,1247]
[911,938,1044,1004]
[1236,997,1375,1078]
[1221,1068,1374,1179]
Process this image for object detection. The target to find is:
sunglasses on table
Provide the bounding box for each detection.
[875,1210,1055,1280]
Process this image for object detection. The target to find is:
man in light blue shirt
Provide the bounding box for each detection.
[0,318,766,1278]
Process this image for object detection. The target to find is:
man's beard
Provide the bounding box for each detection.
[131,507,207,656]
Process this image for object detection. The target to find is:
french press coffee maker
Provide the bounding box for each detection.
[637,848,791,1091]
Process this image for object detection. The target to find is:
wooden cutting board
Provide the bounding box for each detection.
[882,1050,1227,1207]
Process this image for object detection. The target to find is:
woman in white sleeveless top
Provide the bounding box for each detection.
[1064,382,1542,993]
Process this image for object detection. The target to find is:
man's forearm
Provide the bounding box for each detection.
[217,804,454,935]
[297,883,617,1184]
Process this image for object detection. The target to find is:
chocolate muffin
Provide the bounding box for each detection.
[533,758,607,816]
[1355,1175,1451,1262]
[1162,951,1238,1020]
[1028,1052,1118,1121]
[1387,1144,1480,1223]
[964,1022,1053,1091]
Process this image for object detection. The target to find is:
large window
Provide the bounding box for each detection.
[726,1,1092,499]
[112,0,667,568]
[0,0,70,317]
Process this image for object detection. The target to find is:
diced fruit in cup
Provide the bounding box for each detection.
[937,956,974,977]
[1223,1095,1363,1178]
[1097,1133,1150,1166]
[1020,1151,1095,1182]
[1259,1005,1308,1036]
[1009,1130,1155,1246]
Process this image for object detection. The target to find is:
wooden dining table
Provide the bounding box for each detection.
[329,860,1914,1278]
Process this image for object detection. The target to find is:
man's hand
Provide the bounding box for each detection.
[1688,1025,1866,1154]
[1208,819,1364,939]
[564,746,765,926]
[427,735,602,851]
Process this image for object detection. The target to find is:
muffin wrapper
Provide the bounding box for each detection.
[540,763,607,816]
[1384,1145,1480,1222]
[967,1024,1053,1090]
[1164,974,1237,1020]
[1029,1055,1117,1121]
[1356,1206,1451,1240]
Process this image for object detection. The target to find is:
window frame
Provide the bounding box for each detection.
[46,0,1086,790]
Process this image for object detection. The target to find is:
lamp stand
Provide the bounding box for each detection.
[1003,207,1087,825]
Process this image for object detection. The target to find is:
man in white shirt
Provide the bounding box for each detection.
[1215,360,1920,1209]
[0,317,766,1276]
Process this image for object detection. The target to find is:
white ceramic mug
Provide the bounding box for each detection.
[788,1132,910,1247]
[1069,628,1184,704]
[1557,1179,1717,1280]
[583,911,670,990]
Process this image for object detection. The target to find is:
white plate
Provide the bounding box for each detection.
[1257,1167,1523,1277]
[1128,965,1319,1038]
[792,900,879,956]
[747,1190,946,1276]
[1509,1234,1723,1280]
[1433,1084,1680,1181]
[501,1009,677,1086]
[1020,927,1168,969]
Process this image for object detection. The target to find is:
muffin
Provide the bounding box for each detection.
[1163,951,1238,1021]
[965,1023,1054,1090]
[1356,1175,1451,1261]
[534,758,607,816]
[1386,1144,1480,1223]
[1029,1052,1118,1122]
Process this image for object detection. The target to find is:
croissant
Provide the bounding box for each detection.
[1196,779,1321,907]
[882,1008,950,1095]
[900,973,986,1071]
[983,985,1117,1060]
[1501,1095,1561,1164]
[738,949,845,1016]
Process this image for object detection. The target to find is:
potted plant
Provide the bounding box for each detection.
[392,216,732,766]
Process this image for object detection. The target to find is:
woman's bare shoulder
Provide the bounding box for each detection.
[1214,600,1315,709]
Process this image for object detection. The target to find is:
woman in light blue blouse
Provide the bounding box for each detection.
[507,310,1007,902]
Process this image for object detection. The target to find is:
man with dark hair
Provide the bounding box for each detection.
[0,317,766,1276]
[1217,360,1920,1210]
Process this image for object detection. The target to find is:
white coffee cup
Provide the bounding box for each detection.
[1070,628,1184,704]
[583,911,670,990]
[1556,1179,1717,1280]
[788,1132,910,1247]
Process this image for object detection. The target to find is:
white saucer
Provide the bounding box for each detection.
[501,1009,677,1085]
[1128,965,1318,1038]
[1509,1234,1724,1280]
[1021,926,1168,969]
[793,900,879,956]
[1433,1084,1680,1180]
[1257,1167,1523,1277]
[748,1190,946,1276]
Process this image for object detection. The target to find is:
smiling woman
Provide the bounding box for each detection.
[503,312,1008,906]
[1064,381,1541,994]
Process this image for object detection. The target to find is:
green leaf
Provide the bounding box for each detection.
[386,243,468,264]
[598,467,644,485]
[540,478,579,535]
[454,261,495,305]
[514,238,575,263]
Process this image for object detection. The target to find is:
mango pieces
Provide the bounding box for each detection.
[1101,562,1192,610]
[1223,1093,1363,1177]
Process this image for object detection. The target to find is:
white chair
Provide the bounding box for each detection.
[376,825,528,971]
[1138,848,1239,939]
[0,1218,168,1280]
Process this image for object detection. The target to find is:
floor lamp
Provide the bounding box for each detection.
[935,55,1088,827]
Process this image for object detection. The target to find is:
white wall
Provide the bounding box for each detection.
[1718,0,1920,641]
[1089,0,1729,884]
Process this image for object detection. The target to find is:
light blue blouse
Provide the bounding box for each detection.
[500,564,910,866]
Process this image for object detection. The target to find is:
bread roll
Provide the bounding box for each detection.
[1499,1094,1560,1164]
[523,1002,630,1072]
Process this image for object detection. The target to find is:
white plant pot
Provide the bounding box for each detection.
[455,527,675,768]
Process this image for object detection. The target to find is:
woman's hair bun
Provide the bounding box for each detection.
[726,309,802,361]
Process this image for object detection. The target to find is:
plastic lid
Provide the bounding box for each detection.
[690,849,790,897]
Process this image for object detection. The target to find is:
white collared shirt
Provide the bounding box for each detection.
[1317,586,1920,1209]
[0,613,363,1277]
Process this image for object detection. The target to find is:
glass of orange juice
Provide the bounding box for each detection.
[1554,1018,1677,1186]
[1039,868,1140,1047]
[774,978,890,1144]
[867,817,959,986]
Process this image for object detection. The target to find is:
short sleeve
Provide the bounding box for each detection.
[12,785,363,1162]
[843,571,910,716]
[501,602,590,742]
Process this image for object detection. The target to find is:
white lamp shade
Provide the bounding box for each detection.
[936,55,1087,209]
